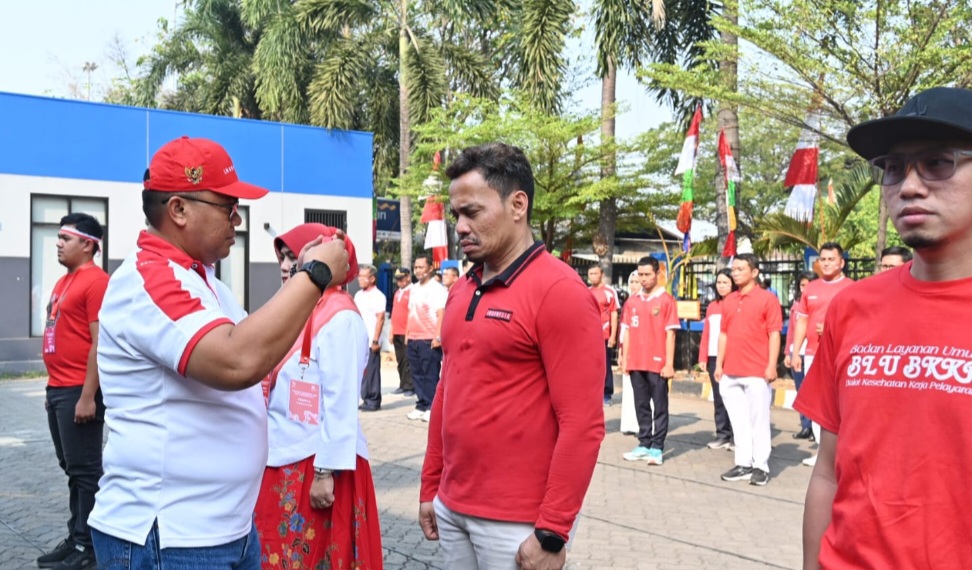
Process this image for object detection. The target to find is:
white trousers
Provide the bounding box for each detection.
[434,496,577,570]
[620,374,640,434]
[720,375,773,472]
[804,356,821,442]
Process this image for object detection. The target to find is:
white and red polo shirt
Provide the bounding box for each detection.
[620,288,680,373]
[589,284,618,341]
[89,230,267,548]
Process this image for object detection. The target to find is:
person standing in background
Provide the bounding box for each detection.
[588,265,619,406]
[698,268,737,451]
[355,264,386,412]
[390,268,415,397]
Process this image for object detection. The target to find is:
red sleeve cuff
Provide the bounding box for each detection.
[177,318,234,376]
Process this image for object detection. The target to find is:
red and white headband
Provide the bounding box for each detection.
[60,226,102,244]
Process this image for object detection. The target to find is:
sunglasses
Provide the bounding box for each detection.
[164,194,240,221]
[869,148,972,187]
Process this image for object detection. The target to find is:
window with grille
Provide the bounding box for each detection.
[304,209,347,231]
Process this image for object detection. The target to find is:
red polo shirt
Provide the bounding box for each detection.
[620,288,679,373]
[721,286,782,377]
[792,275,854,356]
[420,242,605,539]
[43,262,110,388]
[391,285,411,336]
[589,284,618,341]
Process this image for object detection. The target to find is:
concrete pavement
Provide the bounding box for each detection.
[0,370,815,569]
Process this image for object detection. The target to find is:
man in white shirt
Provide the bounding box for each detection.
[354,264,387,411]
[89,136,349,570]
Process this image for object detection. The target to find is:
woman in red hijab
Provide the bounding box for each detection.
[254,223,383,570]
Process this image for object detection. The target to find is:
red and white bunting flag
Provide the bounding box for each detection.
[421,196,449,263]
[783,112,821,221]
[675,107,703,175]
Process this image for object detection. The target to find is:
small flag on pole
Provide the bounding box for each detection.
[783,112,821,221]
[675,106,703,251]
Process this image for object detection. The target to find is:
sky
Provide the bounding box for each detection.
[0,0,671,139]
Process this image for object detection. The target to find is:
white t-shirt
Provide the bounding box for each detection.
[407,278,448,340]
[90,231,267,549]
[353,286,387,344]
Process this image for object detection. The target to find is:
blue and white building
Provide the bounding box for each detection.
[0,92,374,371]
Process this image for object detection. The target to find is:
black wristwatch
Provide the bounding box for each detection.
[534,529,566,553]
[296,261,332,292]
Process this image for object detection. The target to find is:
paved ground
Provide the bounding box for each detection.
[0,370,816,569]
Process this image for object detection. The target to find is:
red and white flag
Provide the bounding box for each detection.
[421,196,449,264]
[783,112,821,221]
[674,106,702,251]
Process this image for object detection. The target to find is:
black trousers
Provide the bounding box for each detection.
[706,356,734,440]
[630,370,669,450]
[603,341,614,398]
[46,385,105,549]
[393,334,413,391]
[407,339,442,411]
[361,348,382,409]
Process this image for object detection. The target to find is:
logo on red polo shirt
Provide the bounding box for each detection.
[485,308,513,322]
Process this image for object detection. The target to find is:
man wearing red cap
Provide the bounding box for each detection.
[88,137,350,570]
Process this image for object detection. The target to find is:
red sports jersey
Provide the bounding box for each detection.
[42,262,110,388]
[391,286,410,336]
[794,265,971,569]
[792,275,854,356]
[721,287,782,377]
[620,289,679,373]
[589,284,618,341]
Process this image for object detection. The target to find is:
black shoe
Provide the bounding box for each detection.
[51,548,96,570]
[403,390,415,397]
[37,538,75,568]
[793,427,813,439]
[358,404,380,412]
[750,468,770,486]
[392,388,406,395]
[720,465,754,482]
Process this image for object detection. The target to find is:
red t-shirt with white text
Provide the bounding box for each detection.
[621,289,679,373]
[794,264,971,569]
[721,287,782,377]
[589,284,618,341]
[792,275,854,356]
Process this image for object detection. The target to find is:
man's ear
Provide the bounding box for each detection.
[166,196,190,228]
[510,190,529,222]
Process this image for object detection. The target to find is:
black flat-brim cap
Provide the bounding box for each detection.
[847,87,972,160]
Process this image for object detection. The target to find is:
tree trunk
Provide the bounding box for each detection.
[596,60,618,284]
[398,0,413,270]
[875,193,889,262]
[715,7,739,266]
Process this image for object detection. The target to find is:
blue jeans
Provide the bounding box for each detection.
[92,521,260,570]
[792,368,812,430]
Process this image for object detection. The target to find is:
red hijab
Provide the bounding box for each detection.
[274,223,358,286]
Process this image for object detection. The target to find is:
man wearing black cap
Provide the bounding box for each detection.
[795,87,972,570]
[88,136,350,570]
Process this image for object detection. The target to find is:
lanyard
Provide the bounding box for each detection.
[48,262,93,321]
[298,313,315,377]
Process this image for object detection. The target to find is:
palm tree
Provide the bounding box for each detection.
[753,164,876,254]
[591,0,657,282]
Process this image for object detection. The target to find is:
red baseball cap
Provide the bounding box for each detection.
[143,136,269,199]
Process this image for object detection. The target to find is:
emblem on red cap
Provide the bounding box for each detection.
[185,166,204,185]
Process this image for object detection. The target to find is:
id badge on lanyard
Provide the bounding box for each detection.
[43,295,60,354]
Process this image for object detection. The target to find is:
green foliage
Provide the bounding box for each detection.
[402,92,677,250]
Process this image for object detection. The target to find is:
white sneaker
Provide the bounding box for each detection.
[802,455,817,467]
[421,410,432,422]
[407,409,425,421]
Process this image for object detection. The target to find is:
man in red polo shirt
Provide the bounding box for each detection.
[715,253,782,487]
[588,265,619,405]
[390,267,414,397]
[619,256,679,465]
[38,212,110,570]
[790,242,854,467]
[796,87,972,570]
[419,142,604,570]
